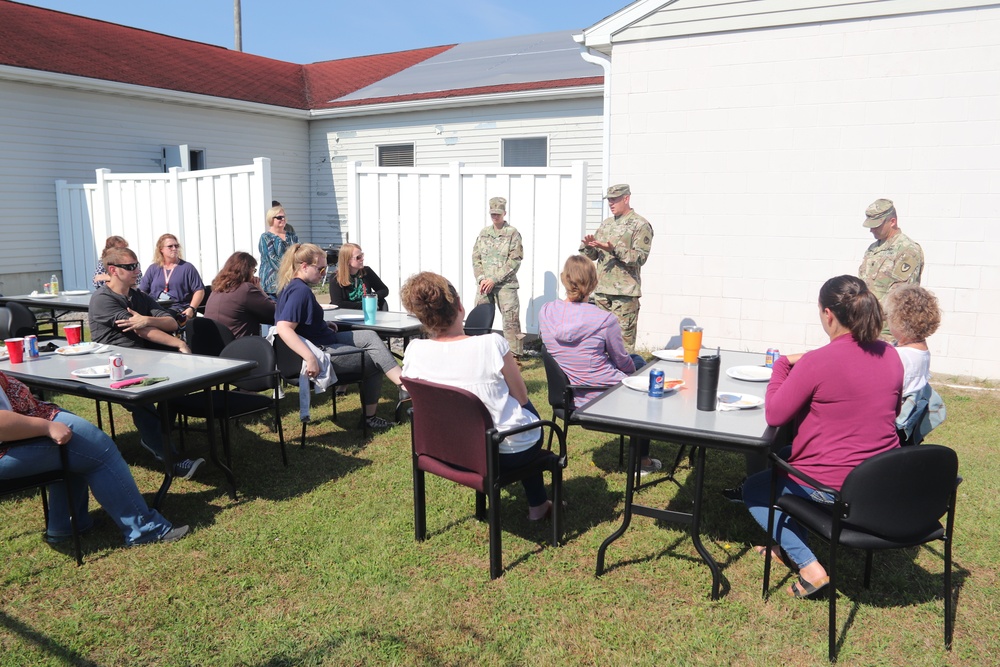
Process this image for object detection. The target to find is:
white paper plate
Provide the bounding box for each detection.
[622,376,685,393]
[0,350,8,361]
[334,314,366,322]
[62,290,91,296]
[651,349,685,362]
[56,343,107,356]
[726,365,773,382]
[320,303,339,310]
[71,364,131,378]
[29,293,58,299]
[717,392,764,409]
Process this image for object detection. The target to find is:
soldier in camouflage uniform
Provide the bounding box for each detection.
[580,184,654,350]
[858,198,924,341]
[472,196,524,355]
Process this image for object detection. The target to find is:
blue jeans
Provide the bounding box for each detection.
[0,411,173,545]
[743,466,835,569]
[126,404,175,460]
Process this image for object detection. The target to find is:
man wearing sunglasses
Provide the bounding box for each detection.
[88,246,204,479]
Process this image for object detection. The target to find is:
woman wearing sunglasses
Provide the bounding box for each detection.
[258,206,299,298]
[329,243,388,311]
[138,234,205,321]
[273,243,404,431]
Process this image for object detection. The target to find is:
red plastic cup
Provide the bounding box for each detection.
[4,338,24,364]
[65,324,82,346]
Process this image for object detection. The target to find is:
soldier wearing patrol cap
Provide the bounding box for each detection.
[472,196,524,356]
[580,184,654,350]
[858,198,924,340]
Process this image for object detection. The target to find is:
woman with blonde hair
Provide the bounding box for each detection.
[273,243,403,431]
[330,243,389,310]
[138,233,205,320]
[258,205,299,297]
[400,271,554,520]
[538,256,658,474]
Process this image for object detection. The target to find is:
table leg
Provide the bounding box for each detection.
[689,445,724,600]
[152,402,174,510]
[596,434,640,576]
[204,389,238,500]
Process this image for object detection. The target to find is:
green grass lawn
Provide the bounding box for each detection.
[1,360,997,666]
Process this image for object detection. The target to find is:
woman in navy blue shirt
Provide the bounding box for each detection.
[273,243,403,431]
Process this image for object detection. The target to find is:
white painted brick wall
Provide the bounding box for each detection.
[612,6,1000,379]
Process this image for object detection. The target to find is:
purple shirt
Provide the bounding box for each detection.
[538,300,635,407]
[138,260,204,313]
[765,334,903,491]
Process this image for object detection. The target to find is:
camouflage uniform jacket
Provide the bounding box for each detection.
[579,209,654,297]
[472,223,522,288]
[858,230,923,303]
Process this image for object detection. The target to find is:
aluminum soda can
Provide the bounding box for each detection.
[648,368,665,398]
[24,335,39,359]
[765,348,780,368]
[109,353,125,381]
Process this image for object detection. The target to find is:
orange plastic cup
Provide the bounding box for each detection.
[4,338,24,364]
[681,326,703,365]
[65,324,82,346]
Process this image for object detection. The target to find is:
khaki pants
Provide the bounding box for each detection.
[593,293,639,351]
[476,286,522,355]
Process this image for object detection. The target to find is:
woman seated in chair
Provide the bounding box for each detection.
[0,371,188,546]
[273,243,404,431]
[400,271,554,520]
[538,255,659,475]
[742,275,903,598]
[885,285,945,446]
[205,251,275,339]
[329,243,389,310]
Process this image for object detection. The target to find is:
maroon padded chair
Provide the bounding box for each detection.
[404,376,566,579]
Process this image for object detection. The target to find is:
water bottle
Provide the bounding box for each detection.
[50,274,59,295]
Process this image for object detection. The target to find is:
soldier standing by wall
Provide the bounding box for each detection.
[580,184,654,351]
[472,196,524,356]
[858,198,924,340]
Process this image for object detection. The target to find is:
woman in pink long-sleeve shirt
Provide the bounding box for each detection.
[743,275,902,599]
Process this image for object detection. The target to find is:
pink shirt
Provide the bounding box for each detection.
[765,334,902,491]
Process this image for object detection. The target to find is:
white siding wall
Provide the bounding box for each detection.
[0,79,309,294]
[309,96,604,248]
[609,6,1000,380]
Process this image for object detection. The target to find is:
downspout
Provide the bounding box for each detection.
[578,45,611,216]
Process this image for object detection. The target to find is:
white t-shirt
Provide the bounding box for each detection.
[896,346,931,396]
[402,334,540,453]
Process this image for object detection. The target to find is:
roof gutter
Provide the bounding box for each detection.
[575,40,611,208]
[308,85,604,119]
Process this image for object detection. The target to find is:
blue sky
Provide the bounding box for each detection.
[18,0,623,63]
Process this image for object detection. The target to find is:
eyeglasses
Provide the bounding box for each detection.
[163,244,180,249]
[315,265,328,275]
[274,216,286,220]
[352,254,364,260]
[109,262,140,271]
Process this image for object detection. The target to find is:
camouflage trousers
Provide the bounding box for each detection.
[476,286,523,356]
[593,293,639,351]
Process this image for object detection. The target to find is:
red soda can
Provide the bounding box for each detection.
[109,353,126,381]
[765,348,780,368]
[24,335,39,358]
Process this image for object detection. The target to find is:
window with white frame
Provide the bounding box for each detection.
[377,143,414,167]
[502,137,547,167]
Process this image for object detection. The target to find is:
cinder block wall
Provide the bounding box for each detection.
[609,6,1000,379]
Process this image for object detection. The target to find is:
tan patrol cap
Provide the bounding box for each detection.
[605,184,631,199]
[864,198,896,228]
[489,197,506,215]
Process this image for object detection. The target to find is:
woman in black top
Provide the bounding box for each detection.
[330,243,388,310]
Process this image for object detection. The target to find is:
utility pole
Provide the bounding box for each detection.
[234,0,243,52]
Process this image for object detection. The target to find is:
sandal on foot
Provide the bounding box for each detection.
[753,545,798,572]
[789,574,830,599]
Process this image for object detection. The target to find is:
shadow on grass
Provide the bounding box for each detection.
[0,610,100,667]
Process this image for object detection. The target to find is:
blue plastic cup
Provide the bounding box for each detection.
[363,294,377,325]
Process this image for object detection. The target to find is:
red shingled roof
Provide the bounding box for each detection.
[0,1,595,111]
